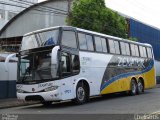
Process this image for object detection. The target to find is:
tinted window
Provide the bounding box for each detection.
[130,44,139,57]
[108,39,120,54]
[86,35,94,51]
[72,55,80,73]
[120,42,126,55]
[135,45,139,57]
[101,38,108,53]
[139,46,144,57]
[143,47,147,57]
[125,43,130,55]
[147,47,152,58]
[130,44,136,56]
[61,53,71,76]
[39,30,59,46]
[95,37,103,52]
[108,39,116,53]
[78,33,87,50]
[62,31,77,48]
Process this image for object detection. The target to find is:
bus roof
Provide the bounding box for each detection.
[24,26,152,47]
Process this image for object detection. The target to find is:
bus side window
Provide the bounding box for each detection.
[108,39,116,54]
[72,54,80,73]
[147,47,152,58]
[120,42,126,55]
[86,35,94,51]
[62,31,77,48]
[125,43,130,55]
[134,45,139,57]
[78,33,87,50]
[108,39,120,54]
[139,46,144,57]
[114,41,120,54]
[130,44,136,56]
[143,47,147,58]
[61,53,71,77]
[101,38,108,53]
[95,36,103,52]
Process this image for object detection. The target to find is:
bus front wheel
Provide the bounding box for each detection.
[73,82,89,104]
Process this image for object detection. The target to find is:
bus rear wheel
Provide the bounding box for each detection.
[74,82,89,104]
[130,79,137,96]
[137,79,144,94]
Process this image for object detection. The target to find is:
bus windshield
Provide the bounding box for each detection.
[19,50,59,83]
[21,29,59,51]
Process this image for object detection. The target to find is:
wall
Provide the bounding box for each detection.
[129,19,160,60]
[155,60,160,84]
[0,62,17,98]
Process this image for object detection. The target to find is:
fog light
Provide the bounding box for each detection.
[17,89,24,93]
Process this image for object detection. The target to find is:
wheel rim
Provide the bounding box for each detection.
[138,81,143,92]
[132,81,136,94]
[77,87,85,101]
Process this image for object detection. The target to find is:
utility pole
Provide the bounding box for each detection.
[68,0,71,16]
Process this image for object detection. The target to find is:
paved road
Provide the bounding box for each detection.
[1,87,160,120]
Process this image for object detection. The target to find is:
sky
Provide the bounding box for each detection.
[38,0,160,29]
[105,0,160,29]
[38,0,46,2]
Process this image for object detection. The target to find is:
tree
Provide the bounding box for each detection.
[67,0,128,38]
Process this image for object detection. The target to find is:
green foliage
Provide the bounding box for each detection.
[128,37,138,42]
[67,0,128,38]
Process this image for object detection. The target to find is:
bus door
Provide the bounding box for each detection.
[60,28,80,99]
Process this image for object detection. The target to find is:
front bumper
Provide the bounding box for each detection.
[17,90,61,102]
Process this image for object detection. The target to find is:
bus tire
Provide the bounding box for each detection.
[137,79,144,94]
[130,79,137,96]
[41,101,52,106]
[74,82,89,105]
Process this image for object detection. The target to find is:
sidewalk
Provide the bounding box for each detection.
[0,98,39,109]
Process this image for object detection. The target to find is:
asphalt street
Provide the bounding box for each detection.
[1,86,160,120]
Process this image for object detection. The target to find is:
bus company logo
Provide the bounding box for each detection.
[2,114,18,120]
[38,82,53,88]
[118,57,145,68]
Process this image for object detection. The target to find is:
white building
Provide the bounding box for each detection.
[0,0,38,29]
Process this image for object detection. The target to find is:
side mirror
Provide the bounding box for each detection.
[51,46,60,65]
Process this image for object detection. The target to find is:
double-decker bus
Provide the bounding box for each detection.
[16,26,156,105]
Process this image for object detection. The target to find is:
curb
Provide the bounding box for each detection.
[0,101,40,109]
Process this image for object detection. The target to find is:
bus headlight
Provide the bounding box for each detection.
[44,86,59,92]
[17,89,24,93]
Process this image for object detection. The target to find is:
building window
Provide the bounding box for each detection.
[0,9,5,19]
[8,12,16,20]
